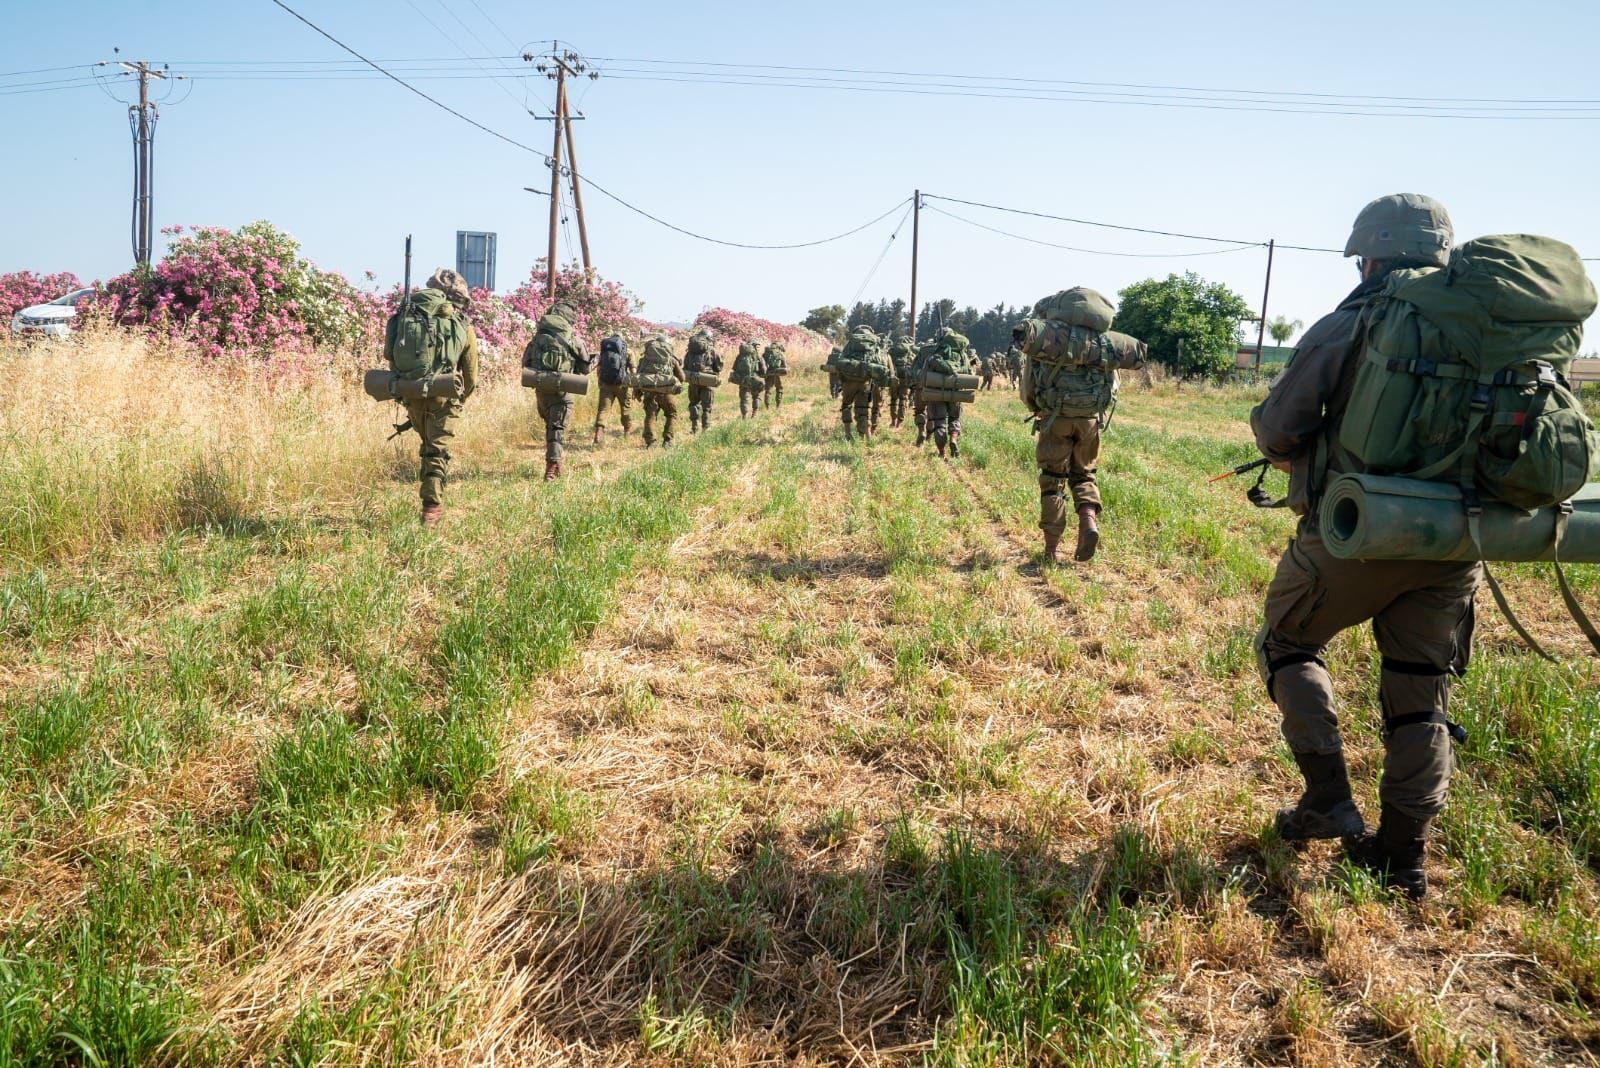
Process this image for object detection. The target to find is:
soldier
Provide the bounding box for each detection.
[887,335,917,428]
[684,329,723,433]
[385,268,479,527]
[523,299,591,481]
[923,327,976,459]
[762,341,788,409]
[867,339,897,436]
[979,351,996,390]
[827,345,843,398]
[1015,288,1146,563]
[1006,343,1023,386]
[733,340,766,419]
[911,337,931,446]
[836,324,881,440]
[638,332,686,447]
[1251,194,1468,899]
[592,334,634,443]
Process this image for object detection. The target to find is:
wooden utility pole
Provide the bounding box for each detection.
[1254,239,1276,370]
[909,190,921,341]
[562,93,592,276]
[545,65,565,297]
[119,60,167,267]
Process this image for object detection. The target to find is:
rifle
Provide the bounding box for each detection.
[1208,456,1287,508]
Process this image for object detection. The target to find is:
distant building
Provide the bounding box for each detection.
[455,231,497,291]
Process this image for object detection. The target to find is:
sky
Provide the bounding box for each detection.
[4,0,1600,344]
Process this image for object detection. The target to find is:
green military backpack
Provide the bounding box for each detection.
[834,332,878,381]
[386,288,468,381]
[763,343,787,374]
[634,335,681,392]
[1338,234,1599,512]
[527,312,580,375]
[1034,287,1115,333]
[923,331,972,377]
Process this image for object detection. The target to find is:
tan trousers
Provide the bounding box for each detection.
[1037,416,1101,536]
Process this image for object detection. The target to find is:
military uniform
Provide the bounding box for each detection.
[524,301,590,480]
[593,335,635,441]
[1252,193,1470,899]
[385,269,479,526]
[837,326,882,440]
[639,337,686,447]
[887,336,916,428]
[684,331,723,433]
[924,328,976,458]
[979,354,995,390]
[762,343,787,409]
[734,342,767,418]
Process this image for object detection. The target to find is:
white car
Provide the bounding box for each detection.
[11,288,96,338]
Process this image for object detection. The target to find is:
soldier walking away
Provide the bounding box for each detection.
[732,340,766,419]
[888,335,916,428]
[1006,343,1022,386]
[637,332,686,447]
[524,300,591,481]
[923,327,976,459]
[979,352,996,390]
[762,341,788,409]
[685,329,724,433]
[867,339,897,436]
[827,346,843,398]
[593,335,634,443]
[1251,194,1470,899]
[1014,287,1147,563]
[911,337,932,445]
[835,324,882,440]
[385,268,479,528]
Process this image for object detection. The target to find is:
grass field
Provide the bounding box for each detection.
[1,335,1598,1065]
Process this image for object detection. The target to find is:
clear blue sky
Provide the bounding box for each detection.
[4,0,1599,343]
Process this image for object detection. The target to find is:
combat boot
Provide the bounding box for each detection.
[949,439,960,459]
[1073,505,1100,561]
[1275,751,1365,843]
[935,440,947,459]
[421,503,442,529]
[915,428,925,446]
[1345,804,1430,899]
[1042,531,1061,564]
[544,460,561,481]
[592,426,602,445]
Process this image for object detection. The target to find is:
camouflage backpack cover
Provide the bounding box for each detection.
[763,342,787,375]
[385,288,469,382]
[1338,234,1599,512]
[889,336,918,377]
[833,329,880,381]
[1034,287,1116,333]
[731,340,762,384]
[1018,321,1147,424]
[526,311,582,374]
[922,330,974,378]
[634,334,682,392]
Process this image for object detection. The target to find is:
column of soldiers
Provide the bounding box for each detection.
[383,193,1515,901]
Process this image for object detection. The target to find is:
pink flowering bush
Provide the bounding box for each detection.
[96,222,380,358]
[693,307,815,351]
[501,261,644,352]
[0,271,82,320]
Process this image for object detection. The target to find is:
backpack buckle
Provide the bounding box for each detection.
[1461,487,1484,517]
[1469,384,1492,411]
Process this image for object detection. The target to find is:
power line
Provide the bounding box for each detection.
[266,0,914,251]
[924,204,1264,258]
[923,193,1263,246]
[849,202,915,307]
[591,56,1600,108]
[599,72,1600,121]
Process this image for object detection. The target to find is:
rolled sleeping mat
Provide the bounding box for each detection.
[689,370,722,388]
[920,388,978,404]
[1319,473,1600,563]
[766,367,788,377]
[363,369,461,402]
[521,368,590,395]
[921,371,982,392]
[631,372,683,395]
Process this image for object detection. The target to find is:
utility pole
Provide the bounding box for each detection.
[545,67,564,297]
[1254,239,1275,371]
[120,59,168,267]
[528,45,598,295]
[909,190,921,341]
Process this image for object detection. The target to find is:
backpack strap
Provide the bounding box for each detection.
[1481,564,1557,662]
[1551,503,1600,656]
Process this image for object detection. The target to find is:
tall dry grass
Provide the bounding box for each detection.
[0,327,530,562]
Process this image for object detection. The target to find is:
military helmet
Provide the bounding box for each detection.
[426,267,471,309]
[1344,194,1453,267]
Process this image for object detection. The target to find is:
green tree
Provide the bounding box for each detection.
[1268,315,1303,349]
[1113,272,1252,378]
[801,304,846,339]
